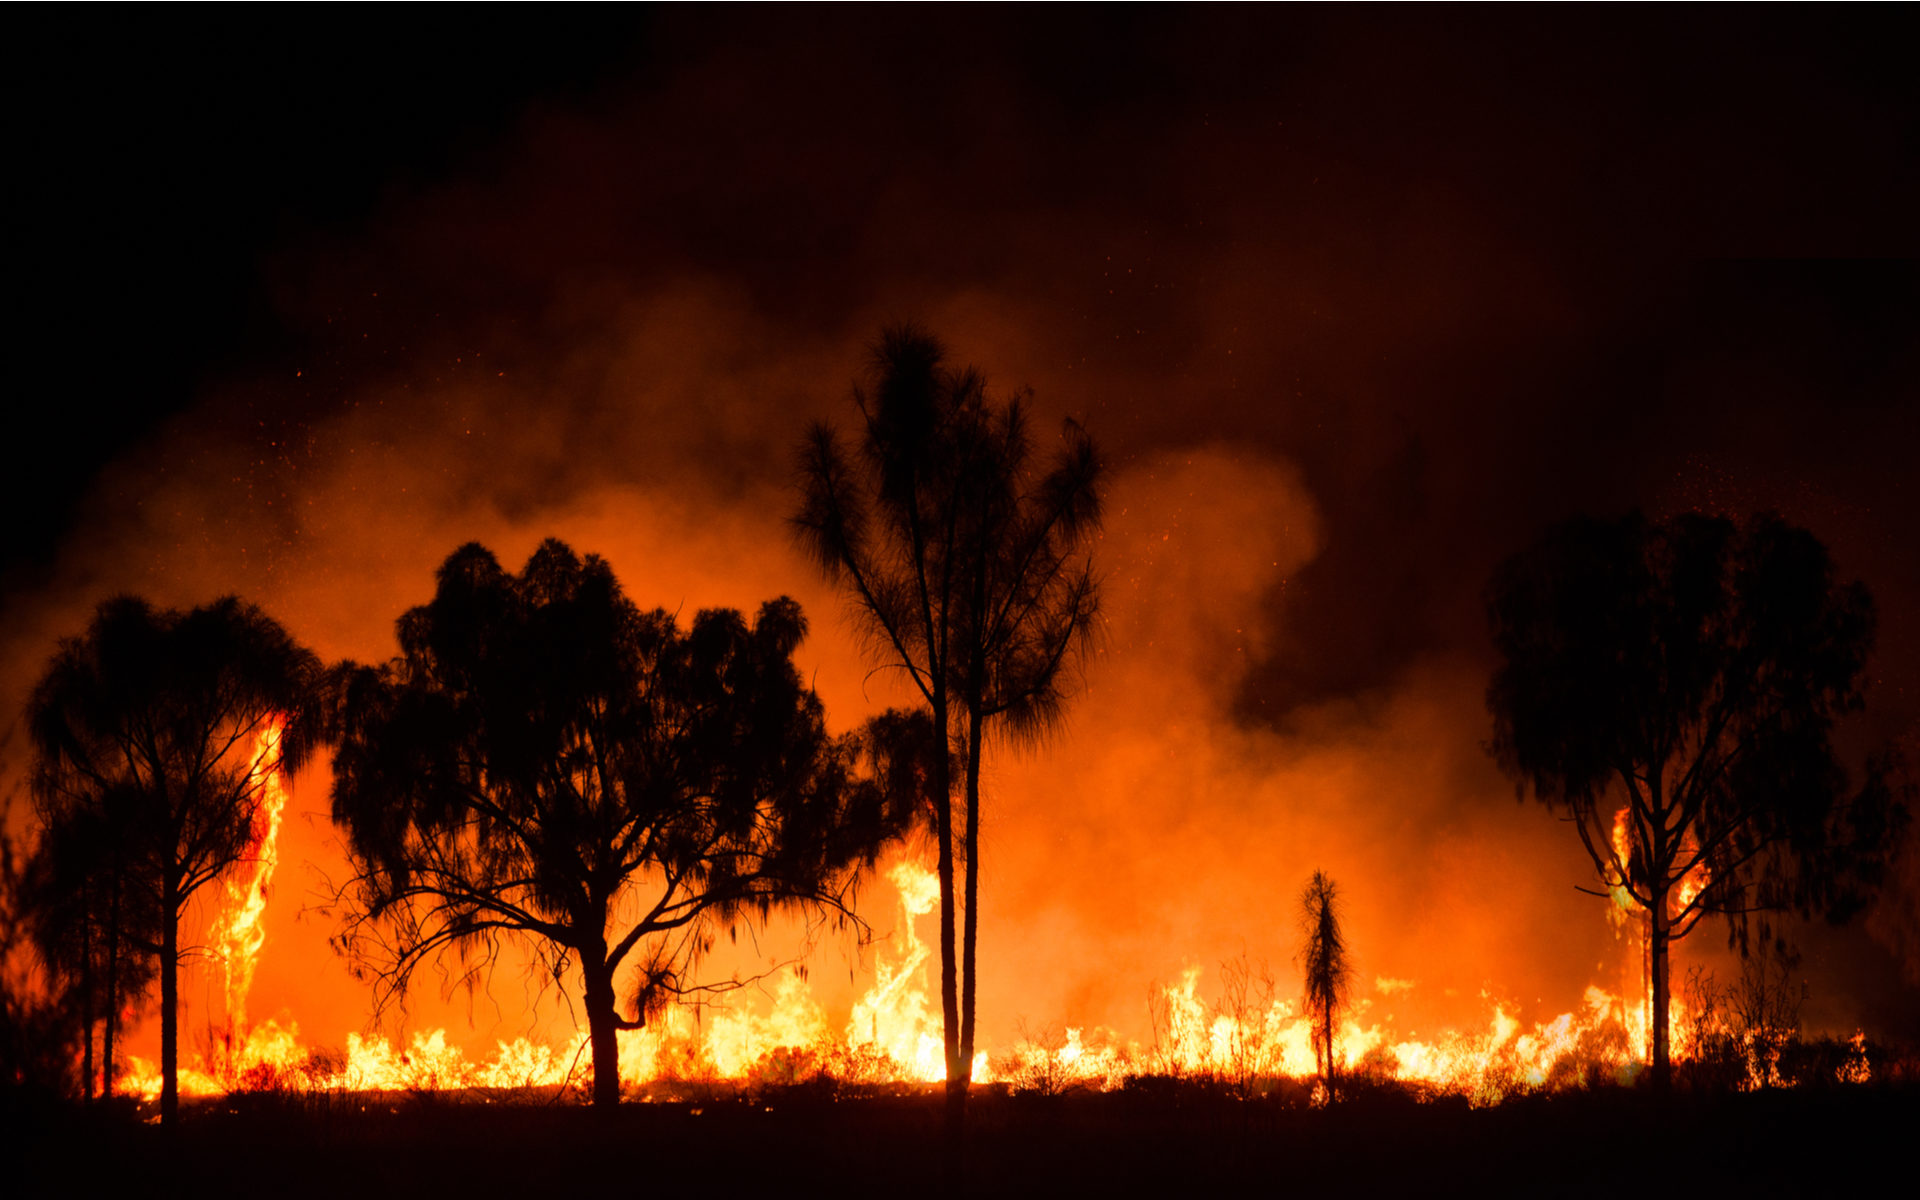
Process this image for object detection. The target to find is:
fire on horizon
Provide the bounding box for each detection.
[3,8,1916,1108]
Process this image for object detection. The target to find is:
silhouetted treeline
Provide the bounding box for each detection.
[7,340,1911,1145]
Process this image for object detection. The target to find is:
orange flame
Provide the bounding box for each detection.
[211,719,292,1042]
[121,853,1862,1107]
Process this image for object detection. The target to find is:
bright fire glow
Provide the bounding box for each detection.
[123,839,1864,1107]
[206,718,292,1072]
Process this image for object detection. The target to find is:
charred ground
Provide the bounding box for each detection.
[16,1080,1917,1199]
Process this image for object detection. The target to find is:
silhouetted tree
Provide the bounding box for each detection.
[0,797,83,1112]
[1486,511,1903,1087]
[1299,870,1352,1102]
[28,595,326,1125]
[21,791,160,1101]
[795,325,1103,1131]
[330,539,926,1108]
[16,813,101,1102]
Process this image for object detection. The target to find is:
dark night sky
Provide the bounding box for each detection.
[11,8,1916,672]
[5,8,1918,1046]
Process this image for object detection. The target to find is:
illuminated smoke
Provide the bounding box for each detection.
[8,20,1914,1094]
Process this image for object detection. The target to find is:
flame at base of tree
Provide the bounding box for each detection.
[118,859,1874,1107]
[203,721,293,1077]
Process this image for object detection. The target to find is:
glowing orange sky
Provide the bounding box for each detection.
[0,345,1729,1062]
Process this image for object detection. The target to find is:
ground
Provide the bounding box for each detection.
[12,1082,1916,1199]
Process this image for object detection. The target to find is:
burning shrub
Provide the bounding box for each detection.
[1354,1044,1401,1083]
[999,1023,1126,1097]
[1678,951,1810,1092]
[747,1045,825,1091]
[1543,1016,1634,1092]
[817,1040,906,1091]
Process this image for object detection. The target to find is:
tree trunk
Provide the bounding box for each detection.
[959,704,983,1091]
[581,953,622,1108]
[161,878,179,1127]
[103,968,116,1102]
[1324,1009,1336,1104]
[82,1007,95,1104]
[103,873,119,1100]
[933,693,963,1135]
[1649,877,1672,1091]
[80,882,94,1103]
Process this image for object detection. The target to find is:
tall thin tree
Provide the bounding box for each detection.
[1299,869,1352,1103]
[795,325,1103,1133]
[29,595,325,1125]
[22,792,159,1102]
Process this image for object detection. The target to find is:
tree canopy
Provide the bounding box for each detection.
[27,594,326,1125]
[794,324,1104,1130]
[330,538,928,1107]
[1485,510,1903,1084]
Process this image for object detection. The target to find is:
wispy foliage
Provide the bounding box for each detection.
[1299,870,1353,1102]
[28,595,325,1124]
[329,538,929,1106]
[795,324,1104,1127]
[1487,511,1905,1084]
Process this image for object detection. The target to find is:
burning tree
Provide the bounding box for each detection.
[794,325,1104,1129]
[1486,511,1903,1087]
[329,539,928,1108]
[1299,870,1352,1103]
[27,595,326,1125]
